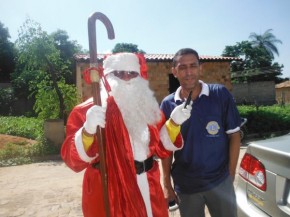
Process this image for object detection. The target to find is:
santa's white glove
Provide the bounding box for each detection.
[170,102,192,125]
[83,105,106,134]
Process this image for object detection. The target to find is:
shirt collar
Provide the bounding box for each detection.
[174,80,209,102]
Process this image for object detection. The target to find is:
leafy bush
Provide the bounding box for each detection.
[32,79,80,119]
[0,116,43,139]
[238,104,290,134]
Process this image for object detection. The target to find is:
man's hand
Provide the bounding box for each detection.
[163,183,179,205]
[83,105,106,134]
[170,101,192,125]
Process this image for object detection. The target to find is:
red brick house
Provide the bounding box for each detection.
[74,54,241,103]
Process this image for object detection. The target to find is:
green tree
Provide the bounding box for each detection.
[249,29,282,59]
[112,43,145,54]
[32,78,80,119]
[222,30,284,83]
[224,41,273,70]
[51,29,83,84]
[12,18,76,119]
[0,22,16,82]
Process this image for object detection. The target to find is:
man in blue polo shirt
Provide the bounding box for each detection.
[160,48,241,217]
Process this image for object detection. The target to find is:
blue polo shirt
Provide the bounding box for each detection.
[160,81,241,193]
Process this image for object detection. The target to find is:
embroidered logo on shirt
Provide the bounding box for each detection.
[206,121,220,135]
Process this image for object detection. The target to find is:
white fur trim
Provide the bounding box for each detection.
[75,127,98,163]
[160,124,183,151]
[103,53,140,75]
[226,126,240,134]
[137,172,152,217]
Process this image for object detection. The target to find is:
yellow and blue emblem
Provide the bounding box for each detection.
[206,121,220,135]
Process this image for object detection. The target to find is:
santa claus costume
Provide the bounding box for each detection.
[61,53,183,217]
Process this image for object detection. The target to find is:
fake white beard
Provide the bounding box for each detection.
[104,75,161,160]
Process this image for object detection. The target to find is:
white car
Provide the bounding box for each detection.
[236,133,290,217]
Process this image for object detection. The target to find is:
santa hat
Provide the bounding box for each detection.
[103,53,148,79]
[103,53,140,75]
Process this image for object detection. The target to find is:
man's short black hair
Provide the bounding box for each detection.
[173,48,200,66]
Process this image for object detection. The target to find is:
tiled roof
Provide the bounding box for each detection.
[74,53,241,62]
[275,80,290,88]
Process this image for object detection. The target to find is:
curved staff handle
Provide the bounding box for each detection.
[87,12,115,217]
[88,12,115,67]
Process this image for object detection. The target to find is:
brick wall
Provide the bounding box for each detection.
[201,62,232,90]
[147,61,171,103]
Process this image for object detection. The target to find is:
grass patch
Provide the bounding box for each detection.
[0,138,60,167]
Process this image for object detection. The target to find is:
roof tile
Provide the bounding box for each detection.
[74,53,241,62]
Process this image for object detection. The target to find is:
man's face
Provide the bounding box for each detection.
[111,70,139,81]
[172,54,201,90]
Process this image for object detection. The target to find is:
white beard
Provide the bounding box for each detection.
[103,74,161,160]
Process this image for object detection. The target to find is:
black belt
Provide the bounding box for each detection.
[91,156,154,175]
[91,162,100,169]
[134,156,154,175]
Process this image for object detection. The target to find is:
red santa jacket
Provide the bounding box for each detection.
[61,96,183,217]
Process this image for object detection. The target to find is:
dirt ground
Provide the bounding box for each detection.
[0,134,37,149]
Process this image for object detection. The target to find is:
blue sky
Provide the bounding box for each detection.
[1,0,290,79]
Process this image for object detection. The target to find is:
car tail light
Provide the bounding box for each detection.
[239,153,267,191]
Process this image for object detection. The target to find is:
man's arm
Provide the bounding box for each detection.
[228,131,241,181]
[161,154,178,203]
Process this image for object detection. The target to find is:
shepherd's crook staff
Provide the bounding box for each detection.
[87,12,115,217]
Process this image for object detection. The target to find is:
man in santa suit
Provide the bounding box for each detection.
[61,52,192,217]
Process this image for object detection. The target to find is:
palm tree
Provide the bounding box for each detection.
[249,29,282,59]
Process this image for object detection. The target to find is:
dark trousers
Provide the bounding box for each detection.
[177,176,237,217]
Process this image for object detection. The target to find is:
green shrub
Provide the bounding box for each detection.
[32,79,80,120]
[238,104,290,134]
[0,116,43,140]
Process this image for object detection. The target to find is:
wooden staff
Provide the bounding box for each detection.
[87,12,115,217]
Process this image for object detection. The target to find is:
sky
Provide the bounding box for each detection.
[1,0,290,79]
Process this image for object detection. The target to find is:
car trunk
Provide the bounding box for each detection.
[246,135,290,216]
